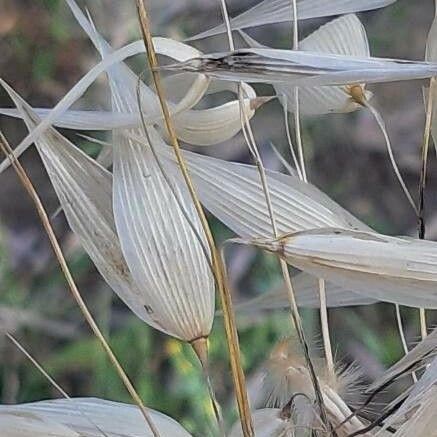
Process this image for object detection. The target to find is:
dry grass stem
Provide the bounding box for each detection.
[135,1,253,435]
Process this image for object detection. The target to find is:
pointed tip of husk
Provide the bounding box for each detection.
[190,336,209,368]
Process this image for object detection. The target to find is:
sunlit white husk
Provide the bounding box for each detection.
[241,14,372,115]
[0,398,192,437]
[389,386,437,436]
[112,130,215,341]
[369,327,437,393]
[157,145,370,239]
[0,90,260,147]
[3,81,214,341]
[81,1,215,341]
[0,24,212,175]
[188,0,397,40]
[253,228,437,308]
[25,0,258,148]
[280,14,372,115]
[1,81,169,333]
[164,48,437,87]
[378,358,437,435]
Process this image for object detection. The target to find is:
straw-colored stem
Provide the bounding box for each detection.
[7,333,113,436]
[394,305,417,383]
[417,78,435,341]
[291,0,306,182]
[135,2,253,436]
[282,98,303,179]
[419,308,428,340]
[363,100,417,214]
[318,279,334,381]
[238,50,332,437]
[6,333,70,398]
[191,338,226,437]
[217,0,331,428]
[0,132,160,437]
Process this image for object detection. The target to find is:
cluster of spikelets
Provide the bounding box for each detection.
[2,0,437,435]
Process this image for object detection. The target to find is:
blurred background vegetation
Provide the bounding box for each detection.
[0,0,436,435]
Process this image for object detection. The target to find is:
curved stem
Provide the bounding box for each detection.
[363,100,417,214]
[0,132,160,437]
[417,78,435,341]
[318,279,334,382]
[394,305,417,383]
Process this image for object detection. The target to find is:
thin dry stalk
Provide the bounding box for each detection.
[191,338,226,437]
[218,1,332,432]
[361,99,417,214]
[394,305,417,383]
[417,77,435,340]
[7,333,111,437]
[0,131,160,437]
[6,333,69,399]
[135,2,253,436]
[281,98,303,179]
[318,279,334,381]
[291,0,306,182]
[354,93,419,359]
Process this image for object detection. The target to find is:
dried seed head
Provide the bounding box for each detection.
[263,337,363,408]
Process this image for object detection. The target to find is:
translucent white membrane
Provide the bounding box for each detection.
[188,0,397,41]
[234,273,376,312]
[0,398,192,436]
[251,228,437,309]
[112,130,215,341]
[0,26,211,175]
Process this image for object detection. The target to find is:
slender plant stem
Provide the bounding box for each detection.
[135,2,253,436]
[417,77,435,341]
[282,97,303,179]
[218,1,332,431]
[363,100,417,214]
[357,96,419,371]
[394,305,417,383]
[7,333,113,437]
[6,333,69,398]
[291,0,306,182]
[0,132,160,437]
[318,279,334,381]
[419,309,428,339]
